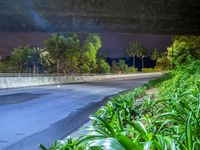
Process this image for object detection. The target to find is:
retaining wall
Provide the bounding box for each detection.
[0,72,163,89]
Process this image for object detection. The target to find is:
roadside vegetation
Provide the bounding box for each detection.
[39,36,200,149]
[40,60,200,150]
[0,33,178,74]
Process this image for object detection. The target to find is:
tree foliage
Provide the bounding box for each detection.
[149,49,171,71]
[96,58,111,73]
[150,48,161,61]
[156,52,171,70]
[7,45,44,73]
[63,33,81,73]
[127,41,140,67]
[111,60,128,73]
[44,33,67,72]
[1,33,110,74]
[127,40,147,69]
[167,36,200,65]
[79,34,102,73]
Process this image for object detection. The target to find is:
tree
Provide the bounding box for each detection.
[85,33,102,51]
[40,50,54,72]
[27,46,43,74]
[167,36,200,65]
[97,58,110,73]
[135,43,147,69]
[63,33,81,73]
[127,41,140,68]
[157,53,171,70]
[118,60,128,73]
[80,33,102,73]
[0,59,7,73]
[150,48,161,61]
[11,45,32,72]
[111,60,119,73]
[10,45,44,73]
[44,33,67,73]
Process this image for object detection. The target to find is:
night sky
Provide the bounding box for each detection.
[0,32,171,58]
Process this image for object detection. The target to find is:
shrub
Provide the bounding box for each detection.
[111,60,128,73]
[156,54,171,70]
[141,67,162,72]
[167,36,200,65]
[97,58,111,73]
[118,60,128,73]
[128,67,138,73]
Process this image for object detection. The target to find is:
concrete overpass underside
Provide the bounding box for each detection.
[0,0,200,34]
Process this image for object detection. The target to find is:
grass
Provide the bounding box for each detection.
[39,60,200,150]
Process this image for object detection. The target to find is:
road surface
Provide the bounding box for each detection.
[0,77,157,150]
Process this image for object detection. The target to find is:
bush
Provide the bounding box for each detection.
[141,67,161,72]
[111,60,128,73]
[118,60,128,73]
[128,67,137,73]
[156,54,171,70]
[97,58,111,73]
[167,36,200,65]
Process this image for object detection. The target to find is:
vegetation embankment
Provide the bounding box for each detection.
[38,36,200,149]
[39,59,200,149]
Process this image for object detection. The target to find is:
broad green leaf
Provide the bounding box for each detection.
[185,112,192,150]
[144,141,152,150]
[116,134,142,150]
[165,137,176,150]
[89,115,116,137]
[87,138,126,150]
[128,121,148,141]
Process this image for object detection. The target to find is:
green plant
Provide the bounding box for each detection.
[111,60,128,73]
[40,60,200,150]
[128,67,137,73]
[141,68,162,72]
[150,48,161,61]
[97,58,111,73]
[127,41,141,68]
[167,36,200,66]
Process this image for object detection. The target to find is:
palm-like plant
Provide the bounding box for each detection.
[28,46,43,74]
[127,41,140,68]
[135,44,147,69]
[127,41,147,69]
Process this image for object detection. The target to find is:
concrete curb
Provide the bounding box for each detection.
[0,72,163,89]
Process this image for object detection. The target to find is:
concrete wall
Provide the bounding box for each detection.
[0,72,163,89]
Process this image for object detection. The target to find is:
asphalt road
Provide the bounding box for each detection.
[0,77,157,150]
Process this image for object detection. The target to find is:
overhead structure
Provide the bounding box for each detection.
[0,0,200,34]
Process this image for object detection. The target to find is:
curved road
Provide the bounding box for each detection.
[0,77,157,150]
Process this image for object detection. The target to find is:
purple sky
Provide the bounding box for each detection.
[0,32,171,58]
[99,33,171,57]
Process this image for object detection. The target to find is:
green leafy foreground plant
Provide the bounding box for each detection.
[40,60,200,150]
